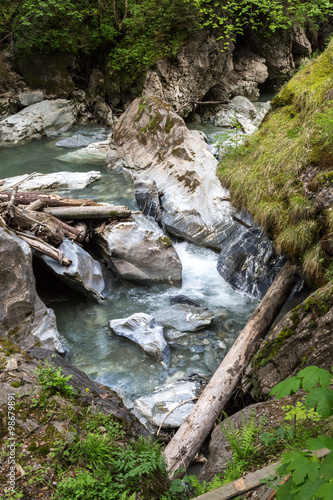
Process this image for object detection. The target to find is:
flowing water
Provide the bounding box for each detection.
[0,124,256,406]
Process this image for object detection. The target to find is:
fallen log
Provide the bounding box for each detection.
[163,261,298,477]
[43,204,132,220]
[15,231,72,267]
[0,191,98,207]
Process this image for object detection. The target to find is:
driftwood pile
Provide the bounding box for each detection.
[0,188,132,267]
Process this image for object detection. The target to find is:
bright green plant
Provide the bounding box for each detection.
[35,361,74,398]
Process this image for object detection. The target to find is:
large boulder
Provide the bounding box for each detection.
[242,284,333,399]
[0,227,63,352]
[212,96,267,134]
[94,216,182,287]
[109,96,240,250]
[1,171,101,191]
[155,304,214,332]
[109,313,170,367]
[39,240,106,301]
[0,99,76,144]
[217,227,286,299]
[143,31,233,117]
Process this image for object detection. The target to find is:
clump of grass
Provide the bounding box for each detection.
[303,243,324,281]
[218,39,333,282]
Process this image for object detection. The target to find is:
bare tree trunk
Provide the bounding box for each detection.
[0,191,97,207]
[43,204,131,219]
[15,231,72,267]
[163,262,298,478]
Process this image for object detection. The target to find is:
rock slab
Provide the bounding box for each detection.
[109,313,170,367]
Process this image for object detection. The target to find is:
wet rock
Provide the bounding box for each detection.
[292,27,312,57]
[143,30,233,117]
[39,240,105,301]
[1,170,101,192]
[242,284,333,399]
[134,177,162,221]
[109,313,170,366]
[110,96,240,249]
[0,228,63,352]
[56,134,96,148]
[0,99,76,144]
[134,379,202,428]
[217,227,286,299]
[94,216,182,287]
[169,295,202,307]
[155,304,213,332]
[57,140,110,163]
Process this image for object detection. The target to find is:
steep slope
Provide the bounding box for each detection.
[218,39,333,285]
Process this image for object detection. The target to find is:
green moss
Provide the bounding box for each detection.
[34,339,42,348]
[11,381,23,388]
[165,115,176,133]
[302,286,333,316]
[252,327,295,372]
[135,97,148,122]
[0,338,22,355]
[158,236,172,248]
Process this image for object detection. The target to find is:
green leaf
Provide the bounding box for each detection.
[270,377,301,398]
[307,436,333,451]
[298,366,332,391]
[169,479,184,493]
[319,452,333,477]
[305,388,333,418]
[315,479,333,498]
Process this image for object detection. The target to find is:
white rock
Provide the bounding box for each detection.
[57,140,110,163]
[1,171,101,192]
[0,99,76,144]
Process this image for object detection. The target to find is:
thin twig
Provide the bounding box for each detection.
[156,398,198,436]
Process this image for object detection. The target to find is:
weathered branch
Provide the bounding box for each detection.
[15,231,72,267]
[43,204,131,219]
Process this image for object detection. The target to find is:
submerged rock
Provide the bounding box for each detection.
[109,313,170,367]
[169,295,202,307]
[39,240,105,301]
[0,228,63,352]
[1,171,101,191]
[155,304,213,332]
[57,140,109,163]
[109,96,240,249]
[134,379,202,428]
[0,99,76,144]
[217,227,286,299]
[56,134,96,148]
[94,216,182,287]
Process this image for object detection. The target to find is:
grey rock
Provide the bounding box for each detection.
[134,177,162,221]
[0,99,76,144]
[109,313,170,366]
[217,227,286,299]
[1,170,101,192]
[110,96,241,249]
[134,379,202,428]
[17,90,45,108]
[292,27,312,57]
[155,304,213,332]
[213,96,264,134]
[143,30,233,117]
[169,295,202,307]
[57,140,110,163]
[56,134,96,148]
[95,216,182,287]
[40,240,105,301]
[0,228,63,352]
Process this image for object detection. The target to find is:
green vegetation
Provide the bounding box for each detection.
[0,1,332,83]
[218,39,333,283]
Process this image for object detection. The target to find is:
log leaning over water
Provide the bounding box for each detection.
[163,261,299,478]
[43,204,132,220]
[0,191,98,207]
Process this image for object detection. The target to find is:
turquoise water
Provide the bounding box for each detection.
[0,124,256,404]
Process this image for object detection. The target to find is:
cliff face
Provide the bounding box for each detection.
[218,39,333,286]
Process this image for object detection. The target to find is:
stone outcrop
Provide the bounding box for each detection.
[143,31,233,117]
[2,171,101,191]
[0,99,76,144]
[0,227,63,352]
[109,313,170,367]
[109,96,240,249]
[39,240,106,301]
[217,227,286,299]
[242,284,333,399]
[210,95,268,134]
[94,215,182,286]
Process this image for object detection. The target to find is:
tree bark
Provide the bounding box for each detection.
[15,231,72,267]
[0,191,97,207]
[163,262,298,478]
[43,204,131,219]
